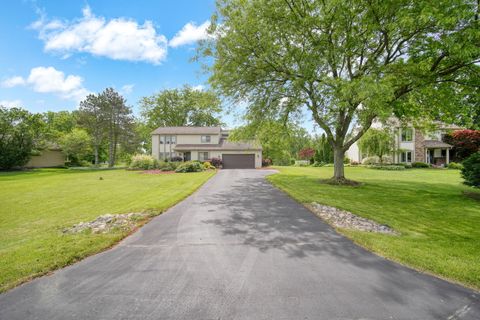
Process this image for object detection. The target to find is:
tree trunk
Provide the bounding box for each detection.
[333,146,345,181]
[94,146,99,166]
[108,129,114,167]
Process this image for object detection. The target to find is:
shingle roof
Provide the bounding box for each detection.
[174,139,262,151]
[423,140,452,148]
[151,126,221,135]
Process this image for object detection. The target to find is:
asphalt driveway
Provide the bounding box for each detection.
[0,169,479,319]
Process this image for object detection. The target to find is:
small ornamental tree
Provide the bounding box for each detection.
[461,152,480,188]
[443,130,480,160]
[358,128,395,163]
[298,147,315,160]
[59,128,92,165]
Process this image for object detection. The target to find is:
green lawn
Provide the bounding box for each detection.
[268,166,480,289]
[0,168,215,292]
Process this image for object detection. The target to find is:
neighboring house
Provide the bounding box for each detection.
[347,120,463,166]
[26,148,65,168]
[151,126,262,168]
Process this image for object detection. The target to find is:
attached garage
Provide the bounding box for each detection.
[222,154,255,169]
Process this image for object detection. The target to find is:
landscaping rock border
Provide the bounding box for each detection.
[63,213,149,234]
[308,202,398,235]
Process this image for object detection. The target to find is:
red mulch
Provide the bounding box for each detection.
[141,170,176,174]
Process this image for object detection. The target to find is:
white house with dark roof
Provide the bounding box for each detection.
[151,126,262,168]
[346,119,463,166]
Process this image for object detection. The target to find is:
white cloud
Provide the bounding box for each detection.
[192,84,205,91]
[169,21,210,47]
[27,66,89,101]
[2,67,89,102]
[1,76,26,88]
[121,84,134,94]
[32,5,168,64]
[0,100,23,108]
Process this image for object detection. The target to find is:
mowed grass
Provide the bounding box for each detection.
[268,166,480,289]
[0,168,215,292]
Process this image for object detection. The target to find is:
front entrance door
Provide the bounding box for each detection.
[184,152,191,161]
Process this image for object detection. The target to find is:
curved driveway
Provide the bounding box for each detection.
[0,169,479,319]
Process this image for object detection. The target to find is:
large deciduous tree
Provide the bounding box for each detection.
[140,86,222,129]
[202,0,480,182]
[0,107,42,169]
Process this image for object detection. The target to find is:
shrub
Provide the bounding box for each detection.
[312,161,325,167]
[203,161,216,170]
[412,162,430,168]
[129,154,158,170]
[294,160,310,166]
[170,156,183,162]
[367,165,406,171]
[209,157,223,168]
[448,162,463,170]
[298,147,315,160]
[461,152,480,188]
[361,156,379,165]
[262,158,272,167]
[175,161,204,173]
[350,161,360,166]
[157,161,179,171]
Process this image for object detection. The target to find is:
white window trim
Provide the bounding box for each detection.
[401,128,413,142]
[198,151,209,161]
[201,135,211,143]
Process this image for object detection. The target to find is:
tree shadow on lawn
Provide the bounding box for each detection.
[200,174,480,316]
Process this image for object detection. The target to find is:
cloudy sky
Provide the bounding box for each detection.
[0,2,225,115]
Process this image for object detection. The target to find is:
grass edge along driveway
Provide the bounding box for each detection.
[0,168,215,293]
[267,166,480,290]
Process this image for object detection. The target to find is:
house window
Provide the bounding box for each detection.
[401,128,413,142]
[159,135,176,144]
[198,152,209,161]
[201,135,211,143]
[401,151,412,163]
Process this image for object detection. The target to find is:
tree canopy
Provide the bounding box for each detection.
[202,0,480,182]
[229,120,311,165]
[0,107,43,169]
[358,128,395,163]
[140,86,223,129]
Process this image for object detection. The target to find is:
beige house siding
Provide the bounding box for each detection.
[26,150,65,168]
[151,128,262,167]
[152,134,221,160]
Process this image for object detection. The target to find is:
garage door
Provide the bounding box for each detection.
[222,154,255,169]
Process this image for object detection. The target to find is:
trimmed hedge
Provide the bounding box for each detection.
[367,165,406,171]
[412,162,430,168]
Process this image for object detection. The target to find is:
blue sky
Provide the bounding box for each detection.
[0,0,316,131]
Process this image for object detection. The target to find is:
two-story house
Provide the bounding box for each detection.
[346,120,462,166]
[151,126,262,168]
